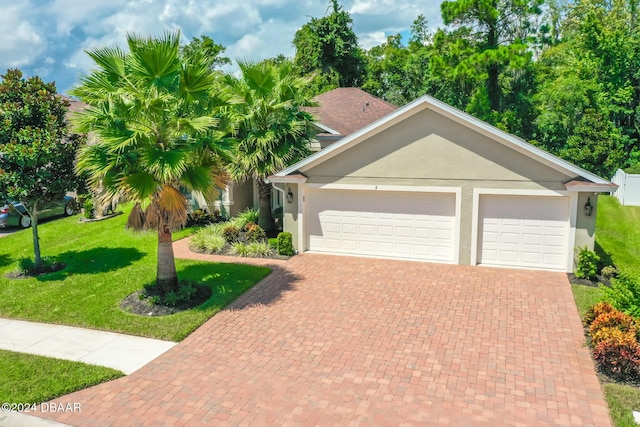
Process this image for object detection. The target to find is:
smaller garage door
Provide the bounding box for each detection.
[478,195,569,271]
[306,189,457,262]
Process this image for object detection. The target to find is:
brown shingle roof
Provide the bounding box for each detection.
[306,88,397,137]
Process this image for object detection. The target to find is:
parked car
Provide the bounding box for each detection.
[0,196,77,229]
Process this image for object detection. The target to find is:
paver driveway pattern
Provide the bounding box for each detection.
[36,238,610,426]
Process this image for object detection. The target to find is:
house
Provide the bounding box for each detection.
[269,95,616,272]
[206,88,397,218]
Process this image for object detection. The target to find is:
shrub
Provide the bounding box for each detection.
[231,242,249,257]
[244,222,257,232]
[190,226,227,253]
[231,209,259,230]
[223,225,240,243]
[277,232,294,256]
[83,198,94,219]
[247,242,272,258]
[186,209,221,227]
[575,246,600,280]
[589,310,636,337]
[593,334,640,380]
[601,265,618,280]
[583,302,616,326]
[591,326,637,346]
[245,224,266,243]
[602,274,640,318]
[268,238,278,250]
[624,162,640,175]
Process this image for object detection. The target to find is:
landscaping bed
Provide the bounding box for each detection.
[188,209,295,260]
[571,196,640,426]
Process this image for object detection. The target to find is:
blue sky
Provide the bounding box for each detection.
[0,0,444,94]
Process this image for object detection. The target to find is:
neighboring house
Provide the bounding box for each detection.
[205,88,397,218]
[269,95,616,273]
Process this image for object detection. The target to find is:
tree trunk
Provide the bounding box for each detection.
[257,179,275,231]
[156,223,178,295]
[31,208,42,270]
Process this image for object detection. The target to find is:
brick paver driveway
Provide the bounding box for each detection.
[39,239,610,426]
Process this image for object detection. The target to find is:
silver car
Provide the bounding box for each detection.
[0,196,77,228]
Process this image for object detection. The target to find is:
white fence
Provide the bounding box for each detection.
[611,169,640,206]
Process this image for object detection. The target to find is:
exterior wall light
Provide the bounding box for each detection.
[584,197,593,216]
[287,188,294,204]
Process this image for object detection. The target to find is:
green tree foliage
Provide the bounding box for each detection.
[180,35,231,70]
[71,32,229,294]
[222,60,316,230]
[0,69,83,269]
[293,0,366,94]
[362,16,434,106]
[439,0,544,122]
[531,0,640,176]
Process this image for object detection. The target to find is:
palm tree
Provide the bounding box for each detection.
[71,32,230,295]
[223,60,317,230]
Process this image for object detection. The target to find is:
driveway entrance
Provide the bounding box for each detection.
[39,245,610,426]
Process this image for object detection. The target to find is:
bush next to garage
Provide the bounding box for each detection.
[277,232,294,256]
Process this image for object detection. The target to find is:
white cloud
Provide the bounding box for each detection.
[0,3,46,68]
[2,0,445,93]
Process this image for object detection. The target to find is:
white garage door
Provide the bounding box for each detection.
[306,189,456,262]
[478,195,569,271]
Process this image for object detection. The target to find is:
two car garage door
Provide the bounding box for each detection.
[305,189,570,271]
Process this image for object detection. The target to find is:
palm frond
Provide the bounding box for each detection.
[127,202,146,230]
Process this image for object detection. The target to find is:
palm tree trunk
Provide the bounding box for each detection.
[257,179,275,231]
[156,223,178,295]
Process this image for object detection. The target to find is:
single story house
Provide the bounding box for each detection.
[269,95,616,272]
[199,88,397,218]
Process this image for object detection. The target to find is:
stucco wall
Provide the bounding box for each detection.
[305,109,571,189]
[282,183,300,250]
[575,192,598,254]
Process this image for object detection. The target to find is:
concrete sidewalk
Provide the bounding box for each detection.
[0,318,176,374]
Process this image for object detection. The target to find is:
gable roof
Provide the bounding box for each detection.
[306,87,397,138]
[274,95,614,188]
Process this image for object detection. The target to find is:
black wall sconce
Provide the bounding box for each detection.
[584,197,593,216]
[287,188,294,204]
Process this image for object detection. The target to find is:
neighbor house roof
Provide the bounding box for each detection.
[306,88,397,139]
[273,94,615,187]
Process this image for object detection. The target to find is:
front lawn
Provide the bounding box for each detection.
[571,195,640,427]
[0,207,271,341]
[0,350,123,405]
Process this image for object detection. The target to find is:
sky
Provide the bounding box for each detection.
[0,0,444,94]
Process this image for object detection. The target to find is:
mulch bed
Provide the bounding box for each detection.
[120,284,212,316]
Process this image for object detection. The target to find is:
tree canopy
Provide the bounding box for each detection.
[0,69,83,269]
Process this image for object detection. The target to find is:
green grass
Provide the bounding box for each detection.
[0,207,271,341]
[571,284,605,318]
[0,350,123,404]
[604,383,640,427]
[596,196,640,277]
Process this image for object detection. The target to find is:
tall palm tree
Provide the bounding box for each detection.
[71,32,230,294]
[223,60,317,230]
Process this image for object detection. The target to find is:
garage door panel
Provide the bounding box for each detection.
[478,195,569,271]
[307,189,456,262]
